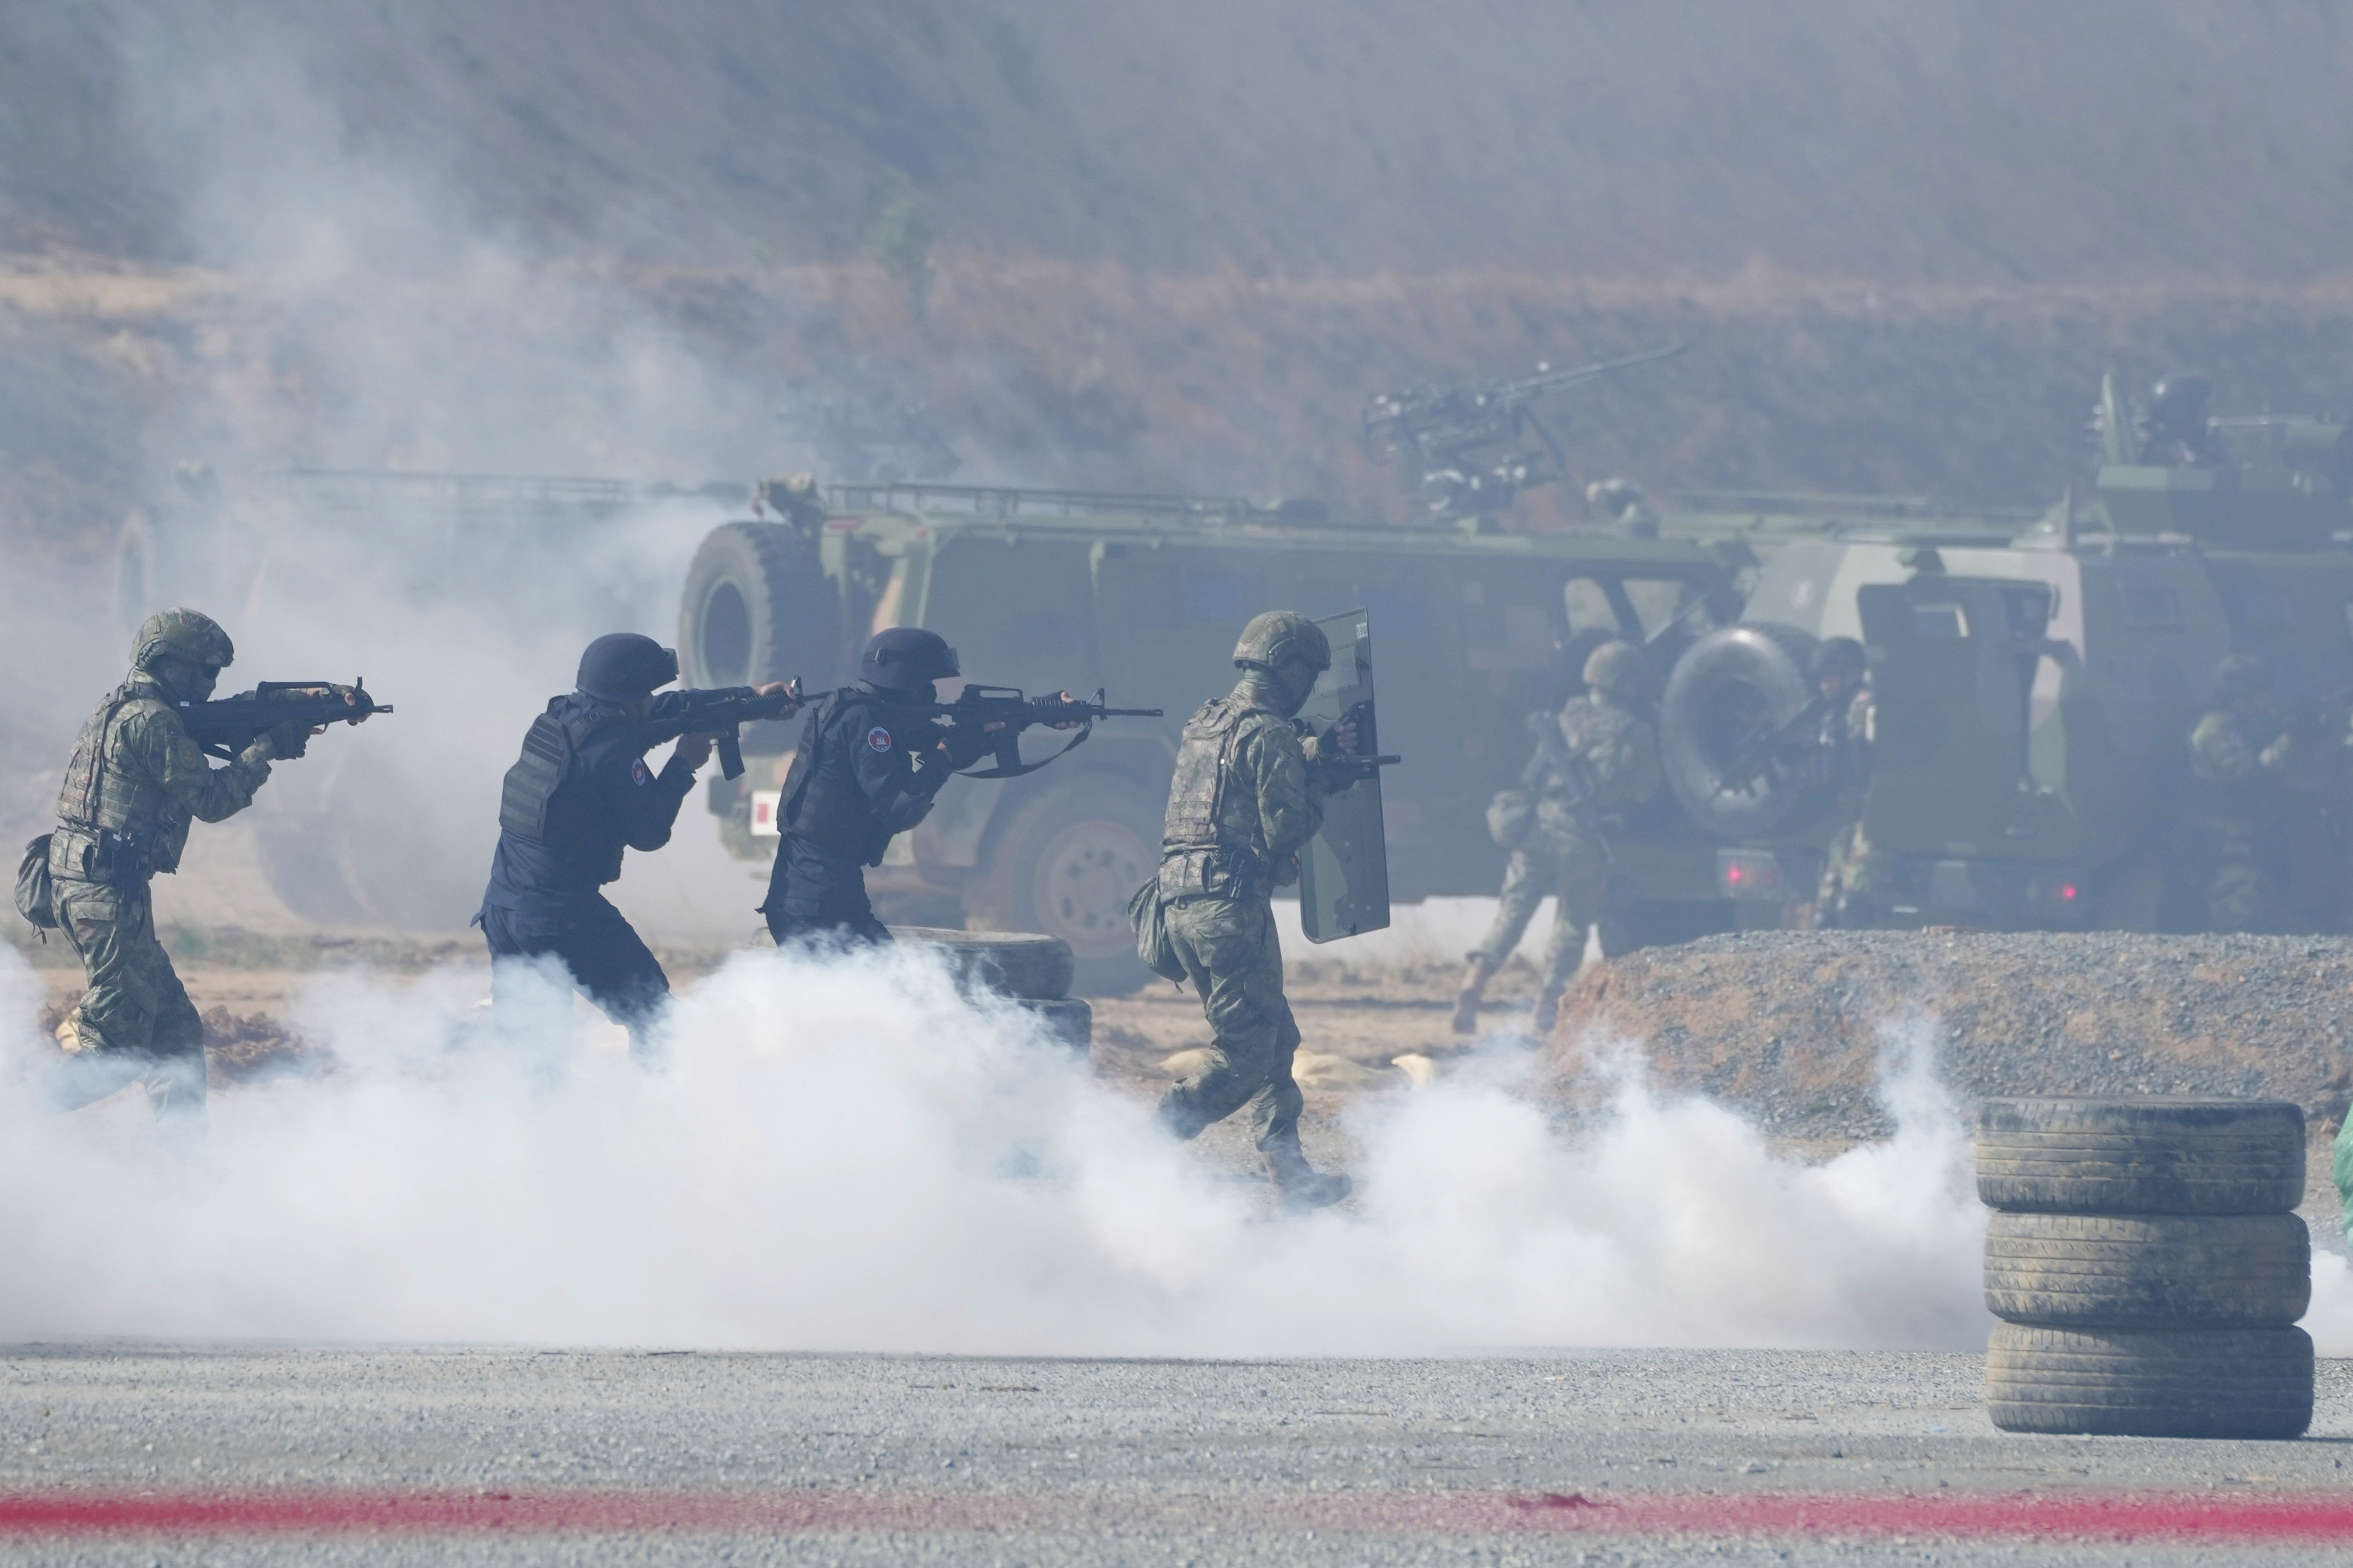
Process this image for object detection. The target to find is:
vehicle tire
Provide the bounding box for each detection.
[1975,1098,2306,1215]
[678,522,841,757]
[1012,997,1092,1052]
[1659,623,1824,840]
[890,926,1074,1000]
[964,775,1162,996]
[1985,1324,2313,1438]
[1983,1213,2311,1329]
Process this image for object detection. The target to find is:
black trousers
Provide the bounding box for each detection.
[479,894,669,1045]
[761,841,893,948]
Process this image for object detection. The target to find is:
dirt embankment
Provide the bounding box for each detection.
[1553,932,2353,1141]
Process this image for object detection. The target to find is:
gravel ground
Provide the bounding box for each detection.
[3,1346,2352,1566]
[1555,932,2353,1142]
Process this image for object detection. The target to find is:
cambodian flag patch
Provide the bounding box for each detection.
[866,726,894,753]
[630,758,653,785]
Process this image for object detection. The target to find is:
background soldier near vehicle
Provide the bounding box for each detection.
[761,627,986,946]
[1808,636,1879,926]
[44,610,322,1123]
[1155,611,1362,1210]
[1585,477,1661,539]
[2184,652,2293,933]
[481,632,797,1063]
[1453,639,1661,1036]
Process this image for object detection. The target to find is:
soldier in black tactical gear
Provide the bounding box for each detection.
[480,632,798,1062]
[45,609,324,1124]
[1155,611,1362,1210]
[761,626,1067,946]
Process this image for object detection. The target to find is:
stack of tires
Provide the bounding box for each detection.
[1978,1097,2313,1440]
[892,928,1094,1054]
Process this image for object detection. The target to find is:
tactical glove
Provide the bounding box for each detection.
[265,719,313,760]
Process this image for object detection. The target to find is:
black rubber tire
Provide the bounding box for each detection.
[677,522,841,757]
[1013,997,1092,1052]
[1983,1212,2311,1329]
[1985,1324,2313,1439]
[1975,1098,2306,1215]
[1659,622,1824,840]
[964,774,1162,997]
[890,927,1074,1001]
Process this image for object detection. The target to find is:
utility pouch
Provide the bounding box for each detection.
[14,833,56,931]
[1126,875,1187,985]
[1485,787,1534,849]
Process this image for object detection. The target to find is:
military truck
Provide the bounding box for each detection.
[678,479,1748,988]
[1649,375,2353,935]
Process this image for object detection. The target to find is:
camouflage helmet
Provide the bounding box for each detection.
[2216,651,2274,701]
[1582,639,1649,700]
[1811,635,1867,683]
[130,608,234,673]
[1232,611,1331,675]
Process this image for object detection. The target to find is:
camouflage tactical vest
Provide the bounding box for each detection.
[1160,693,1283,898]
[53,682,194,877]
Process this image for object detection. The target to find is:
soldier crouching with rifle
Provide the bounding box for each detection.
[35,609,370,1125]
[761,627,1118,946]
[1154,611,1367,1211]
[480,632,799,1064]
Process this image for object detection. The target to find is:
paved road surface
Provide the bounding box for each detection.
[4,1347,2351,1565]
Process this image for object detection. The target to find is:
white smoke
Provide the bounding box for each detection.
[0,942,2000,1353]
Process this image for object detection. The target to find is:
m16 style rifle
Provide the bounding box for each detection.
[1524,707,1615,868]
[644,685,807,780]
[1712,691,1836,798]
[1301,698,1402,786]
[1362,343,1685,520]
[172,679,392,759]
[879,685,1164,779]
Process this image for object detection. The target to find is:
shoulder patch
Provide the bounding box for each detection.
[630,758,654,786]
[173,737,207,769]
[866,725,894,754]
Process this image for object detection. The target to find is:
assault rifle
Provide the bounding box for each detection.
[643,684,805,780]
[1362,343,1684,519]
[1524,708,1614,868]
[173,679,392,760]
[882,686,1163,779]
[1713,691,1835,798]
[1303,699,1402,786]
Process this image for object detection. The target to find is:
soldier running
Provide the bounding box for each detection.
[44,610,329,1123]
[1453,640,1661,1037]
[1155,611,1362,1211]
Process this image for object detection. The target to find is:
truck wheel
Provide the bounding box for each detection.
[1659,623,1823,839]
[966,776,1161,996]
[1983,1212,2311,1328]
[679,522,841,755]
[1986,1324,2313,1438]
[1975,1098,2306,1215]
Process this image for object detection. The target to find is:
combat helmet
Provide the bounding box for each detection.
[577,632,679,703]
[861,626,961,691]
[2215,651,2274,703]
[130,608,234,674]
[1582,639,1650,702]
[1811,635,1867,685]
[1232,611,1331,675]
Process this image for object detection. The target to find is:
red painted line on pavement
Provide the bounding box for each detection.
[6,1488,2353,1542]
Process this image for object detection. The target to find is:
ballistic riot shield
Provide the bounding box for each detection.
[1298,608,1395,942]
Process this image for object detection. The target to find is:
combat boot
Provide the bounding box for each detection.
[1532,985,1565,1037]
[1264,1136,1352,1211]
[1451,957,1499,1034]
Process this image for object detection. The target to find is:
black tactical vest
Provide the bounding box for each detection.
[498,697,624,845]
[778,690,890,862]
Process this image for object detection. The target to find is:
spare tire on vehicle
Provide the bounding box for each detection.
[1658,622,1824,840]
[1975,1097,2306,1215]
[890,927,1075,1001]
[1982,1212,2311,1329]
[678,521,843,755]
[1986,1324,2314,1438]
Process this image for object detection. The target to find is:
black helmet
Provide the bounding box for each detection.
[1811,636,1867,683]
[577,633,679,703]
[861,626,960,691]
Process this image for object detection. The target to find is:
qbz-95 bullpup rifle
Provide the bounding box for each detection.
[1362,342,1684,521]
[172,678,393,758]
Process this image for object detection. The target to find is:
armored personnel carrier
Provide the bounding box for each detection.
[677,479,1747,988]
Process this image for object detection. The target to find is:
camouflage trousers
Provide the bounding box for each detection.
[50,875,207,1119]
[1468,831,1607,996]
[2184,819,2281,934]
[1816,817,1883,923]
[1156,891,1304,1153]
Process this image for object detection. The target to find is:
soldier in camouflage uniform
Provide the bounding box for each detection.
[1453,641,1662,1037]
[1808,638,1880,926]
[45,610,315,1122]
[2185,652,2293,933]
[1156,611,1361,1210]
